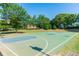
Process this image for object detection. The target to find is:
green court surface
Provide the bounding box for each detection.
[0,32,77,56]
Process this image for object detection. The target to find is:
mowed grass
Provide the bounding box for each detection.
[57,33,79,56]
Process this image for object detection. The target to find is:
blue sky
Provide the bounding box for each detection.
[20,3,79,20]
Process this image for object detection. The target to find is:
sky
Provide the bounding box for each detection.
[1,3,79,20]
[20,3,79,20]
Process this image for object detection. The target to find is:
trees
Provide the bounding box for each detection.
[0,3,29,31]
[28,15,37,27]
[37,15,51,30]
[0,3,51,30]
[0,20,9,31]
[72,14,79,28]
[0,3,78,30]
[29,15,38,29]
[51,14,77,29]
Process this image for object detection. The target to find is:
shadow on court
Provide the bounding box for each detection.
[0,52,3,56]
[29,46,50,56]
[66,29,79,32]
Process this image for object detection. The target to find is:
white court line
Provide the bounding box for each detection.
[35,37,48,56]
[0,42,18,56]
[45,33,78,55]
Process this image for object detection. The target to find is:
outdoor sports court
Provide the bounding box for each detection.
[0,32,77,56]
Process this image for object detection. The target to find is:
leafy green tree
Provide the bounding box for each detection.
[0,20,9,31]
[37,15,51,30]
[51,14,77,29]
[21,15,31,29]
[72,14,79,28]
[31,15,37,26]
[0,3,29,31]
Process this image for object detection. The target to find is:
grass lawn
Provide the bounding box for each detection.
[57,33,79,56]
